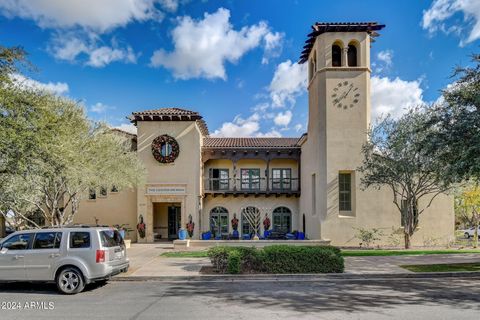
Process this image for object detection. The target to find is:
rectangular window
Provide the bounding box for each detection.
[311,174,316,215]
[209,168,229,190]
[88,188,96,200]
[272,169,292,190]
[100,230,124,247]
[33,232,62,249]
[2,234,31,250]
[70,232,90,249]
[339,173,352,211]
[241,169,260,190]
[99,186,107,197]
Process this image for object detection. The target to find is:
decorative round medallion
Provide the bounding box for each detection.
[151,135,180,163]
[331,80,361,109]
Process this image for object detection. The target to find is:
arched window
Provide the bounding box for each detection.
[241,206,259,236]
[210,207,229,237]
[348,44,358,67]
[272,207,292,233]
[332,44,342,67]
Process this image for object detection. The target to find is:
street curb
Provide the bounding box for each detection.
[112,271,480,282]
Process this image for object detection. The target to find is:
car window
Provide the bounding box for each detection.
[70,232,90,249]
[100,230,124,248]
[2,234,32,250]
[33,232,62,250]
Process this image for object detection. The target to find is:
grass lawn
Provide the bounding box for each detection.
[401,263,480,273]
[161,251,209,258]
[341,249,480,257]
[161,248,480,258]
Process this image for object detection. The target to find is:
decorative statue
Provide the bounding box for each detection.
[231,213,239,231]
[263,213,271,231]
[137,215,146,239]
[186,214,195,238]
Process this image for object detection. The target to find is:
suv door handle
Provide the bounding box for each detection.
[14,255,24,259]
[49,253,60,258]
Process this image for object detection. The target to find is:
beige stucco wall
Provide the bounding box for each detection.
[202,196,300,236]
[136,120,202,242]
[74,188,138,242]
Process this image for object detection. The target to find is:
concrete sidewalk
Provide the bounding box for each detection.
[119,243,480,278]
[121,243,210,277]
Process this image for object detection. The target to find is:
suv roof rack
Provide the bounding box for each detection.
[41,224,111,229]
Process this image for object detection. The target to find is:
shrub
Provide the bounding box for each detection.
[227,250,241,274]
[262,245,344,274]
[354,227,384,248]
[208,245,343,274]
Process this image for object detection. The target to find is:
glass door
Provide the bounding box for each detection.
[168,206,181,240]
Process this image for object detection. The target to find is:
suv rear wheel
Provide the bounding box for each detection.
[56,267,85,294]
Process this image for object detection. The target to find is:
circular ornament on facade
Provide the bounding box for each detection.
[151,134,180,163]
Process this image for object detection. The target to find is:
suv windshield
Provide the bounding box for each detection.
[100,230,124,248]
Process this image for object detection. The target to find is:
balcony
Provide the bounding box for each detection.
[204,177,300,197]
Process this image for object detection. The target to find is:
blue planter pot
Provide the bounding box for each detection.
[202,231,211,240]
[178,229,187,240]
[232,230,239,238]
[264,230,271,239]
[297,232,305,240]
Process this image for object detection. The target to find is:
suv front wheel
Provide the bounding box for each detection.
[56,267,85,294]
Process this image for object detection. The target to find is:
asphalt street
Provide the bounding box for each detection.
[0,277,479,320]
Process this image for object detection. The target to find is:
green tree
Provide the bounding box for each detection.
[359,109,450,249]
[0,46,144,228]
[423,54,480,183]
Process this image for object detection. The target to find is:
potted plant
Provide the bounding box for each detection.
[114,224,133,248]
[186,215,195,238]
[263,213,271,238]
[231,213,239,239]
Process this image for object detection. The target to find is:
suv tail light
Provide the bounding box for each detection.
[96,250,105,263]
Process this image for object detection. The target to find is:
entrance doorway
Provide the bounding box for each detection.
[168,206,181,240]
[153,203,181,241]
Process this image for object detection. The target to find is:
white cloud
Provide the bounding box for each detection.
[87,45,137,67]
[269,60,307,107]
[422,0,480,45]
[0,0,162,33]
[294,124,303,132]
[377,50,393,67]
[212,114,261,137]
[90,102,116,114]
[371,76,425,120]
[11,74,69,95]
[262,31,284,64]
[114,123,137,135]
[150,8,279,80]
[273,110,292,126]
[159,0,178,12]
[50,33,138,67]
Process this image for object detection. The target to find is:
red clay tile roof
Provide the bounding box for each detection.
[131,107,200,117]
[299,22,385,63]
[129,107,203,123]
[203,137,301,149]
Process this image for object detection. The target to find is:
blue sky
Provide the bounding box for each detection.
[1,0,479,137]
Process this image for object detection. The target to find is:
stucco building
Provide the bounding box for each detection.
[74,22,454,246]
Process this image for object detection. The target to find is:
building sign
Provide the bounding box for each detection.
[146,185,186,195]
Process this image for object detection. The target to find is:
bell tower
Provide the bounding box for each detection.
[299,22,385,239]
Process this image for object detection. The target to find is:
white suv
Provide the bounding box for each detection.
[462,226,480,239]
[0,226,129,294]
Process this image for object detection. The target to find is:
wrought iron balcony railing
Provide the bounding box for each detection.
[204,177,299,194]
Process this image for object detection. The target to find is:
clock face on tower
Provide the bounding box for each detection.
[331,80,361,109]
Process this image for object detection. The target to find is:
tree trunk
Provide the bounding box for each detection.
[474,220,479,249]
[404,232,411,249]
